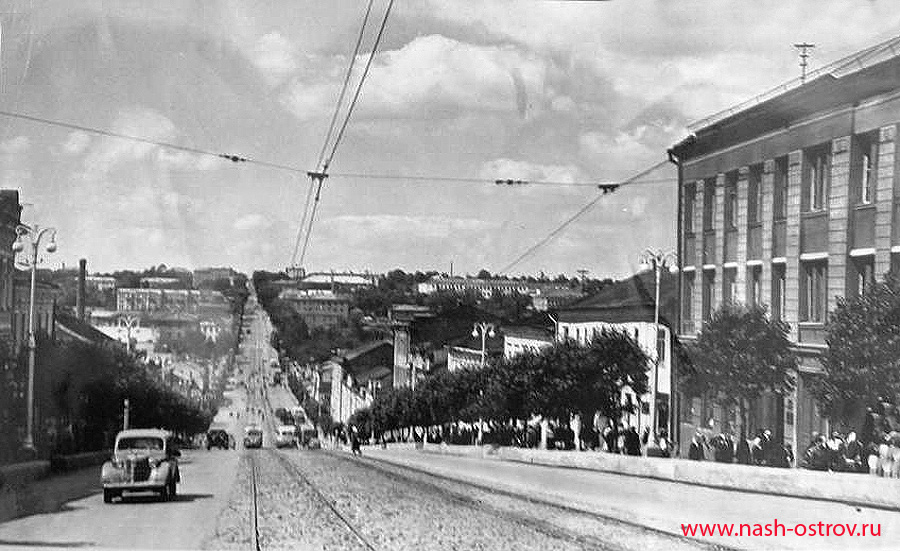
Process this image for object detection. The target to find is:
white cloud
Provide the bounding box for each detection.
[282,35,551,121]
[0,136,30,154]
[250,32,300,83]
[234,213,270,231]
[61,131,90,155]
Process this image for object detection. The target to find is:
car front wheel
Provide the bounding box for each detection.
[103,489,115,504]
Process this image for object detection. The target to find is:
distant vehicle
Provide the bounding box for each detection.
[274,425,298,448]
[243,425,263,449]
[100,429,181,503]
[207,429,234,450]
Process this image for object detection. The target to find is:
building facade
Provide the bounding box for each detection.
[117,288,202,312]
[279,289,350,329]
[503,326,554,360]
[669,40,900,452]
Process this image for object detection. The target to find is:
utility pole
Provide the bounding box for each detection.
[794,43,815,83]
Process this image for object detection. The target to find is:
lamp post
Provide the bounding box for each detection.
[119,314,139,354]
[639,248,676,450]
[12,223,57,452]
[471,322,495,368]
[471,322,495,445]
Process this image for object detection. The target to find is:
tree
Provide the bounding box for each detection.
[816,275,900,422]
[682,304,797,435]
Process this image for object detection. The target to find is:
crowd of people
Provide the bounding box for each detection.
[801,400,900,476]
[688,428,794,467]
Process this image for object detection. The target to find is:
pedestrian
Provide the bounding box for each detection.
[689,431,705,460]
[624,426,641,456]
[350,427,362,456]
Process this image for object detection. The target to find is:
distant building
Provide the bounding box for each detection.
[117,288,202,312]
[297,271,377,292]
[417,276,584,304]
[193,267,239,287]
[502,326,554,359]
[279,289,350,329]
[531,287,585,311]
[320,340,394,425]
[139,277,184,289]
[85,276,117,292]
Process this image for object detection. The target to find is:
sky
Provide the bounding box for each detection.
[1,1,899,279]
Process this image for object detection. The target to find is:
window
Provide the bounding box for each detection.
[800,261,828,322]
[773,157,788,220]
[703,178,716,231]
[803,146,829,212]
[723,268,737,305]
[702,270,716,321]
[684,183,696,234]
[772,264,786,321]
[724,172,738,230]
[748,265,762,307]
[683,272,695,323]
[656,329,666,363]
[856,133,878,205]
[747,165,763,225]
[853,256,875,297]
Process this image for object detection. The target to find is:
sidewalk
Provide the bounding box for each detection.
[368,442,900,510]
[0,463,100,523]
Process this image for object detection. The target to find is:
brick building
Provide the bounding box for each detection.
[669,36,900,452]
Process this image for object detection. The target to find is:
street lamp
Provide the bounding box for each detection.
[119,314,139,354]
[12,223,57,452]
[639,248,676,451]
[471,322,496,368]
[471,322,495,446]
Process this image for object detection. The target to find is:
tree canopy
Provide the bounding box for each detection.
[682,304,797,431]
[816,275,900,418]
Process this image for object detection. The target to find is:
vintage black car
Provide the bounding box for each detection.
[207,428,234,450]
[100,429,181,503]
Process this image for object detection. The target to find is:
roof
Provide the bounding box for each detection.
[56,312,123,347]
[115,429,171,439]
[337,339,393,363]
[556,270,678,326]
[503,325,554,342]
[672,37,900,161]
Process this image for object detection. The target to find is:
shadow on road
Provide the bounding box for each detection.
[113,493,213,504]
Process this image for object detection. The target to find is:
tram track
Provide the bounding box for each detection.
[322,449,737,551]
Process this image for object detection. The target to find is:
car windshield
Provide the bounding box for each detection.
[245,428,262,435]
[117,437,164,451]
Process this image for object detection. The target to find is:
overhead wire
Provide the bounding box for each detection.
[496,159,670,275]
[321,0,395,173]
[315,0,375,171]
[299,0,395,268]
[0,109,676,188]
[292,0,376,268]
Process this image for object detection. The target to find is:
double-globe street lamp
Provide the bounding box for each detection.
[639,248,676,452]
[13,223,57,452]
[471,322,495,445]
[471,322,496,368]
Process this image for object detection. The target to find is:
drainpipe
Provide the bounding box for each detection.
[668,147,683,456]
